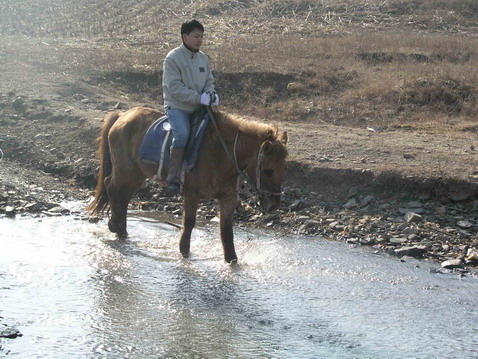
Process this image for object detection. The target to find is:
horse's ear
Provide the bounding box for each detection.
[261,140,273,155]
[279,131,288,145]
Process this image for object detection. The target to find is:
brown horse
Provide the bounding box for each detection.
[87,106,288,263]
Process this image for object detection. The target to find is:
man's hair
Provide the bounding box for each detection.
[181,19,204,35]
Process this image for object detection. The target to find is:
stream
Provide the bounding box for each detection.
[1,205,478,358]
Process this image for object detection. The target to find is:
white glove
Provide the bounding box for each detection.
[200,93,211,106]
[212,93,219,106]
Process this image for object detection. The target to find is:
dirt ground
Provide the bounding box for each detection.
[1,34,477,271]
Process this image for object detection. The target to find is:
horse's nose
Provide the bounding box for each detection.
[262,196,280,213]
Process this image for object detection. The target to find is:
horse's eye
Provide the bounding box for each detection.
[264,169,274,177]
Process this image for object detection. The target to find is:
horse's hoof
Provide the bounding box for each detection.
[116,231,128,240]
[225,257,238,264]
[181,251,190,259]
[108,219,127,237]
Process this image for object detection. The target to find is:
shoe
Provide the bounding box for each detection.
[165,180,181,196]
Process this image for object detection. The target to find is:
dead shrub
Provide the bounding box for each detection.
[401,75,478,114]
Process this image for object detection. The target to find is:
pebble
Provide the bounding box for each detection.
[360,195,374,207]
[404,212,422,223]
[441,259,464,269]
[390,237,408,245]
[344,198,357,209]
[0,327,22,339]
[457,220,473,229]
[394,246,426,258]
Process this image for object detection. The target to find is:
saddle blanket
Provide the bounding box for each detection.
[139,114,209,180]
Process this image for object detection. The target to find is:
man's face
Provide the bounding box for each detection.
[182,28,204,51]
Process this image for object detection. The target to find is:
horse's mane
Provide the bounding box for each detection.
[214,110,288,158]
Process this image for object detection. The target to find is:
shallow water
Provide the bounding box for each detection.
[1,208,478,358]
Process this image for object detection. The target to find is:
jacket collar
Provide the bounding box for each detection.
[181,43,199,57]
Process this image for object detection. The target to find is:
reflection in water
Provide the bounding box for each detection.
[1,212,478,358]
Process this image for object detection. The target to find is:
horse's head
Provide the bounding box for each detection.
[258,131,288,212]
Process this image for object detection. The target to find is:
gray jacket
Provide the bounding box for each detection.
[162,43,215,114]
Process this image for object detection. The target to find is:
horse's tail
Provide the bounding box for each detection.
[87,110,121,215]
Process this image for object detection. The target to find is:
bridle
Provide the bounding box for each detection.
[206,106,282,201]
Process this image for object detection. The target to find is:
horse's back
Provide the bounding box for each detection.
[110,107,162,137]
[108,107,163,176]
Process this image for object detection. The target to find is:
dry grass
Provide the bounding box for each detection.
[1,0,478,131]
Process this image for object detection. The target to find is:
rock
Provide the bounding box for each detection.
[441,259,464,269]
[404,212,422,223]
[465,249,478,263]
[400,255,421,263]
[399,207,425,214]
[394,246,426,258]
[447,192,472,202]
[95,103,112,111]
[407,234,418,241]
[24,201,46,212]
[406,201,422,208]
[27,110,52,120]
[396,223,409,231]
[11,96,25,110]
[401,227,416,235]
[0,327,22,339]
[359,237,376,245]
[319,156,333,162]
[46,205,70,215]
[5,205,16,216]
[348,187,359,198]
[403,153,415,159]
[344,198,357,209]
[390,237,408,245]
[296,216,311,223]
[329,221,344,230]
[360,195,374,207]
[457,220,474,229]
[288,199,303,210]
[302,219,320,230]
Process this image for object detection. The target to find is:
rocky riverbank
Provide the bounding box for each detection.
[2,158,477,274]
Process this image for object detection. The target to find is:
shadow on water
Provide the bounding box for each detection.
[1,208,478,358]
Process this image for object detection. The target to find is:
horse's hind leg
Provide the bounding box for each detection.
[219,194,238,263]
[179,192,200,258]
[106,173,145,237]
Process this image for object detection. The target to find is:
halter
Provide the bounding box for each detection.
[207,106,282,200]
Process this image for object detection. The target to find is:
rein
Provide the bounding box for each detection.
[206,106,278,199]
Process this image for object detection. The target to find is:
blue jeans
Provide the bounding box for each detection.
[166,108,191,149]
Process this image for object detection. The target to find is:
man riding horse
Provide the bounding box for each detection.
[162,19,219,195]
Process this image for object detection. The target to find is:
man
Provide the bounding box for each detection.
[162,19,219,195]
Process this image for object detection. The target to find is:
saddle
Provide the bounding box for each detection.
[139,107,209,184]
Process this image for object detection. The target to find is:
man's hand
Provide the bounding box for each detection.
[212,93,219,106]
[200,93,211,106]
[207,91,220,106]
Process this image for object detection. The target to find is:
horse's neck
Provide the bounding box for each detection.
[234,133,260,172]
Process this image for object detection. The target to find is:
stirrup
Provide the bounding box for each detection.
[165,180,181,196]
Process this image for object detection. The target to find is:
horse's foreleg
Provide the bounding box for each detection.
[219,194,238,263]
[179,193,199,258]
[179,193,200,258]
